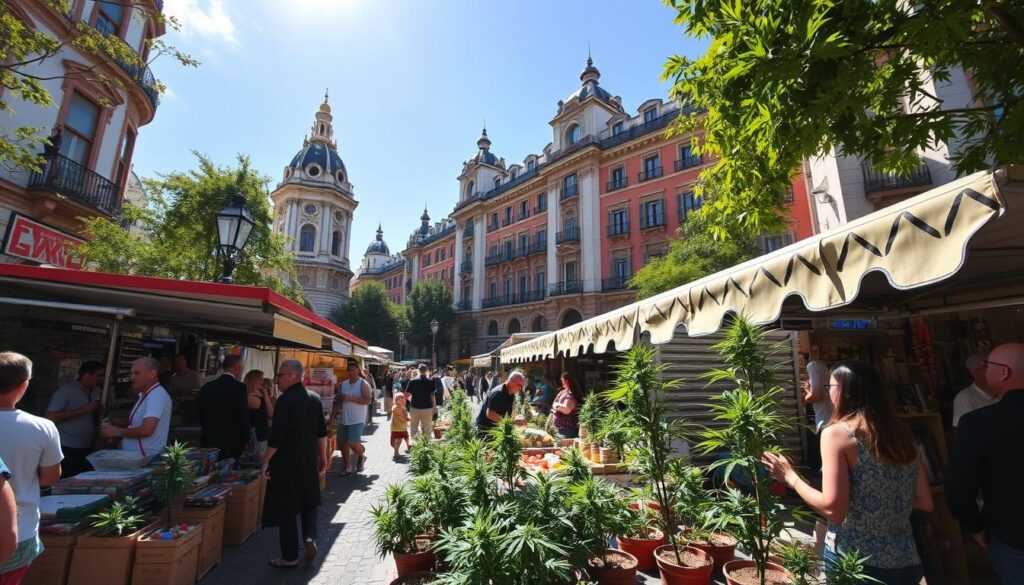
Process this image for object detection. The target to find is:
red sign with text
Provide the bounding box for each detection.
[2,214,85,270]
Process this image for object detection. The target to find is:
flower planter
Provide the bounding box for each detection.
[586,549,638,585]
[683,531,737,572]
[68,517,161,585]
[22,531,80,585]
[598,447,619,464]
[655,545,714,585]
[389,571,438,585]
[131,525,202,585]
[222,480,259,545]
[722,559,791,585]
[394,545,434,577]
[617,527,666,572]
[172,502,226,580]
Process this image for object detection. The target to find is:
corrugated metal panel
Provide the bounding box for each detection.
[649,329,804,461]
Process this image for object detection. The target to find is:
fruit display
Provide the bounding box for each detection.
[520,428,555,448]
[520,450,565,473]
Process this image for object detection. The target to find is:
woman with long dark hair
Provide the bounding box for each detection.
[762,360,933,585]
[550,373,581,438]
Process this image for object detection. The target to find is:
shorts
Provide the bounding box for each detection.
[338,423,364,444]
[390,431,409,443]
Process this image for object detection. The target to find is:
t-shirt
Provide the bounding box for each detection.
[441,376,454,391]
[47,381,99,448]
[952,383,998,427]
[165,369,203,399]
[120,385,172,459]
[391,405,409,431]
[476,384,514,431]
[338,378,369,426]
[407,376,435,410]
[0,410,63,542]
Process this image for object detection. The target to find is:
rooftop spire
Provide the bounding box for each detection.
[580,52,600,84]
[477,126,491,150]
[310,95,336,148]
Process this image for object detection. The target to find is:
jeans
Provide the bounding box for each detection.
[823,547,923,585]
[988,538,1024,585]
[278,506,318,561]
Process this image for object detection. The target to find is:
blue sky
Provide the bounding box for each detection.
[134,0,704,256]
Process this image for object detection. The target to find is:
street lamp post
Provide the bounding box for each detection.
[214,194,255,283]
[399,332,405,362]
[430,319,439,368]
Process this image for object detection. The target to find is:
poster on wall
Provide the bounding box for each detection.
[1,213,85,269]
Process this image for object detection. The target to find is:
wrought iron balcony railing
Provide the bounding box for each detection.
[638,166,663,182]
[602,275,632,291]
[549,280,582,297]
[460,260,473,274]
[640,212,666,229]
[674,154,702,172]
[555,227,580,244]
[560,183,579,201]
[28,154,121,217]
[861,161,932,194]
[607,223,630,237]
[606,177,628,192]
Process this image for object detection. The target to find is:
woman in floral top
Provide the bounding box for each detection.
[763,361,933,585]
[551,373,581,439]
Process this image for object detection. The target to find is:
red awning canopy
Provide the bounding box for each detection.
[0,264,366,351]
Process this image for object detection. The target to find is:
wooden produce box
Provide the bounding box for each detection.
[256,475,267,525]
[222,480,259,545]
[131,527,202,585]
[172,501,226,580]
[587,461,629,475]
[22,531,80,585]
[68,518,161,585]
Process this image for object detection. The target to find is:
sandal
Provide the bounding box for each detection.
[337,468,352,477]
[357,455,366,472]
[269,559,299,569]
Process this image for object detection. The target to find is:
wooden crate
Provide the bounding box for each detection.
[256,475,267,525]
[222,481,259,546]
[22,531,80,585]
[588,461,628,475]
[68,518,161,585]
[131,527,201,585]
[172,502,226,580]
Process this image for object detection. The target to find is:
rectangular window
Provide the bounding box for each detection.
[61,93,101,166]
[640,154,662,182]
[563,174,577,198]
[504,240,514,257]
[535,192,547,213]
[643,108,657,123]
[503,278,512,300]
[614,258,629,279]
[527,160,536,171]
[510,169,518,180]
[609,208,629,236]
[518,233,529,252]
[489,212,499,230]
[642,199,665,228]
[612,122,624,135]
[535,228,546,244]
[489,281,497,299]
[535,270,546,292]
[563,216,577,232]
[518,274,528,296]
[678,191,703,221]
[609,166,626,191]
[504,206,512,225]
[564,261,577,284]
[518,200,528,220]
[463,285,470,300]
[676,145,701,171]
[96,2,124,37]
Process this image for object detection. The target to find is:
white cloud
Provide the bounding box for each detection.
[164,0,239,46]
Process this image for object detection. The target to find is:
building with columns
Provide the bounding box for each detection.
[351,224,406,305]
[354,58,814,359]
[271,96,357,317]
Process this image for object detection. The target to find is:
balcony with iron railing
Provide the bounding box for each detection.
[602,275,632,291]
[674,154,702,172]
[527,239,547,256]
[108,39,160,111]
[487,220,499,232]
[606,176,628,192]
[502,216,512,227]
[560,183,579,201]
[556,227,580,244]
[549,280,582,297]
[517,210,529,221]
[360,259,406,276]
[462,224,475,239]
[484,251,506,267]
[607,222,630,237]
[455,300,473,312]
[640,212,667,229]
[28,154,122,217]
[861,160,932,195]
[482,290,546,309]
[460,259,473,274]
[533,202,547,214]
[638,165,663,182]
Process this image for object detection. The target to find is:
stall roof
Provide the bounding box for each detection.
[503,166,1024,362]
[0,264,367,351]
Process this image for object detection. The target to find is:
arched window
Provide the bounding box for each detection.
[465,180,475,199]
[299,224,316,252]
[561,309,583,328]
[507,318,522,335]
[566,124,581,145]
[531,315,547,332]
[331,231,341,256]
[319,123,325,134]
[486,320,499,336]
[494,176,501,189]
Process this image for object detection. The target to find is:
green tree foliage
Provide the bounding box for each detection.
[76,152,304,301]
[329,281,405,349]
[630,212,759,298]
[405,278,455,356]
[663,0,1024,239]
[1,0,197,171]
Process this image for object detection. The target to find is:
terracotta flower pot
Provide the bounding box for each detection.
[722,559,791,585]
[617,527,666,572]
[684,531,737,572]
[655,544,714,585]
[394,548,434,577]
[586,548,638,584]
[389,571,438,585]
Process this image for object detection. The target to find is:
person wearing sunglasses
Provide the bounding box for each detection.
[948,343,1024,584]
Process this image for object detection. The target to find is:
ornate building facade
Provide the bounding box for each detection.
[271,97,357,317]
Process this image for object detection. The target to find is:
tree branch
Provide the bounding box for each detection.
[982,0,1024,48]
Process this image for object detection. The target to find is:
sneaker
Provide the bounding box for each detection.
[304,538,317,561]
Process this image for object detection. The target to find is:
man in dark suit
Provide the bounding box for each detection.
[198,354,250,460]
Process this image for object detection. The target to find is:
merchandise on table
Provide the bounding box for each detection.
[520,428,555,448]
[183,485,233,508]
[185,447,220,475]
[39,494,111,524]
[87,449,151,471]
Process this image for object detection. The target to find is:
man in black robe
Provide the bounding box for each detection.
[261,359,328,567]
[198,354,249,460]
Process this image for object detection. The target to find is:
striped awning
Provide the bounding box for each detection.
[500,166,1016,360]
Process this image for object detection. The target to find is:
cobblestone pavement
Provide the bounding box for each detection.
[199,404,410,585]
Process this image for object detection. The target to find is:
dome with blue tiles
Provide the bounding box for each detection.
[289,141,347,177]
[366,224,390,255]
[281,93,352,190]
[559,56,622,114]
[466,127,502,167]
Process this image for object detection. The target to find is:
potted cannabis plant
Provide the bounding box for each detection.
[607,345,713,585]
[371,483,433,577]
[68,497,159,585]
[488,415,524,492]
[698,318,799,585]
[569,476,637,584]
[578,392,602,458]
[671,463,739,572]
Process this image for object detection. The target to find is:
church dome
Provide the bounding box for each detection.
[288,142,347,178]
[560,56,621,113]
[466,127,502,167]
[366,224,390,255]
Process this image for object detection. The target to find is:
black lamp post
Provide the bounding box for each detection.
[214,194,255,283]
[399,332,405,362]
[430,318,439,368]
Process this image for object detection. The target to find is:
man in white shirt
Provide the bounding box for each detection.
[441,369,455,401]
[100,357,172,459]
[953,352,999,428]
[0,352,63,580]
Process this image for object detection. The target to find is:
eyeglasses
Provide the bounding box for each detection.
[275,372,291,378]
[983,360,1010,370]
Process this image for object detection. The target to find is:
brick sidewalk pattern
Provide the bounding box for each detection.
[198,404,411,585]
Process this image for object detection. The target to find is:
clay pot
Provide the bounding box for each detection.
[684,531,737,572]
[389,571,438,585]
[598,447,619,464]
[617,527,666,572]
[722,559,791,585]
[586,549,638,584]
[394,549,434,577]
[655,544,714,585]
